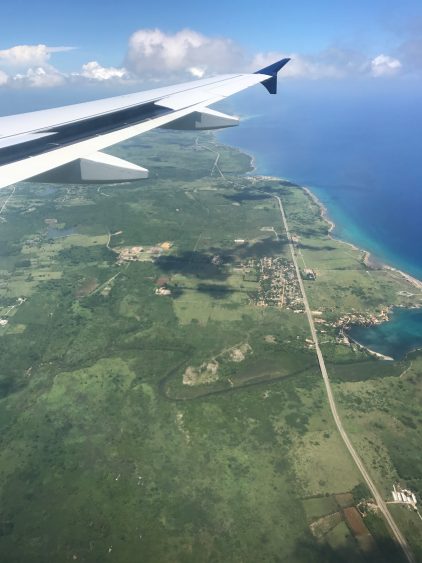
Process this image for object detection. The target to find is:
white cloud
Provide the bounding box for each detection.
[0,34,409,90]
[370,54,402,77]
[125,30,404,81]
[251,47,400,79]
[188,66,206,78]
[0,43,76,88]
[0,42,130,88]
[125,28,245,79]
[0,60,130,88]
[80,61,129,81]
[0,44,74,68]
[12,66,66,88]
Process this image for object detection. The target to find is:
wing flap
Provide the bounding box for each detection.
[29,151,148,184]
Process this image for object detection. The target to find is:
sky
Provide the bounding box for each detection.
[0,0,422,112]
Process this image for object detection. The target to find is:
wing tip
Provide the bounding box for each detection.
[254,57,291,94]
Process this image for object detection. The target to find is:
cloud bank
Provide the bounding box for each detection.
[125,28,243,79]
[0,29,411,89]
[80,61,129,81]
[0,44,75,68]
[124,29,405,81]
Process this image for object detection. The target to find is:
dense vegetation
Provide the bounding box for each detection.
[0,130,420,562]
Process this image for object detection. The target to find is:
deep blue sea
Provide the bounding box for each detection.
[219,79,422,280]
[219,79,422,357]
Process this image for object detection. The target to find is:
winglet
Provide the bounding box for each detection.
[254,57,290,94]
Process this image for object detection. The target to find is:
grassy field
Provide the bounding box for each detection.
[0,130,420,562]
[334,352,422,560]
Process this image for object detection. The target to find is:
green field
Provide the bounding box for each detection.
[0,130,420,562]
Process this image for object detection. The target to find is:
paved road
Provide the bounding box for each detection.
[274,195,415,563]
[0,184,16,216]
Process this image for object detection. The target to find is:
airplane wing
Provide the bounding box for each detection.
[0,58,290,188]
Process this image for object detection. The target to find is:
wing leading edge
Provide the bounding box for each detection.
[0,58,290,189]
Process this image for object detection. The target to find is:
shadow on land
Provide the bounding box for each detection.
[171,283,250,300]
[292,534,407,563]
[222,192,272,203]
[221,180,300,203]
[155,250,230,280]
[298,243,337,251]
[206,238,288,261]
[155,238,288,300]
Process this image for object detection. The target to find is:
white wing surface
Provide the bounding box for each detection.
[0,59,290,188]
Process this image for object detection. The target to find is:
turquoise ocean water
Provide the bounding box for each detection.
[219,80,422,358]
[348,308,422,360]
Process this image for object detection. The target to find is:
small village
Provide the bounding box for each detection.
[240,256,304,310]
[333,309,391,330]
[238,254,398,354]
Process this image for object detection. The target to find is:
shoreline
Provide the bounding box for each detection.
[215,134,422,361]
[301,185,422,359]
[303,185,422,360]
[217,131,422,289]
[302,187,422,292]
[346,332,395,361]
[217,133,422,290]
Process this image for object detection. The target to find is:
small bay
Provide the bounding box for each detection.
[348,308,422,360]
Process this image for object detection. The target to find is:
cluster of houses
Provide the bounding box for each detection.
[333,309,390,330]
[242,256,303,310]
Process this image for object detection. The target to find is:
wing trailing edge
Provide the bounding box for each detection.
[29,151,149,184]
[161,108,239,131]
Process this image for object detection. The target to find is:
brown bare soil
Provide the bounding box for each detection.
[343,507,378,554]
[155,276,170,286]
[343,507,369,536]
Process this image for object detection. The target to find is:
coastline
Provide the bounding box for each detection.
[217,132,422,291]
[302,187,422,292]
[347,332,394,362]
[301,185,422,360]
[216,134,422,361]
[248,153,257,175]
[217,133,422,291]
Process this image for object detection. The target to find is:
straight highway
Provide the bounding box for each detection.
[273,194,415,563]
